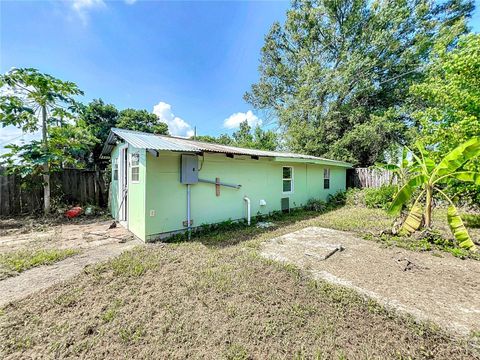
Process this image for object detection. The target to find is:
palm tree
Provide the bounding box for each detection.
[388,138,480,251]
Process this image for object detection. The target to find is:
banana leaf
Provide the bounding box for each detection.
[415,141,435,173]
[435,137,480,178]
[398,201,423,236]
[447,205,477,251]
[388,174,427,215]
[401,147,409,169]
[450,171,480,185]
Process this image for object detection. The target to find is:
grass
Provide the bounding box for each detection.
[1,207,479,359]
[0,248,80,280]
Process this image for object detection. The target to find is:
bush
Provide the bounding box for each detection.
[305,199,327,212]
[327,190,347,207]
[345,188,365,207]
[363,185,396,210]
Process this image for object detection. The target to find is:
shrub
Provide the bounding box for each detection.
[327,190,347,207]
[364,185,396,210]
[345,188,365,207]
[305,199,327,212]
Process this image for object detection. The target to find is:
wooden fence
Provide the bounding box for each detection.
[347,168,396,189]
[0,168,108,216]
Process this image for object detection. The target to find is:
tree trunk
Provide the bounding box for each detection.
[425,185,432,228]
[42,105,50,214]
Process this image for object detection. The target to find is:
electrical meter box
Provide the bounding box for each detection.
[180,154,199,184]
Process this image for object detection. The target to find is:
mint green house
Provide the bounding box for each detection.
[101,128,351,242]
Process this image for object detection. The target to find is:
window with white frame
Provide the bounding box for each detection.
[323,168,330,189]
[131,153,140,182]
[113,157,118,181]
[282,166,293,193]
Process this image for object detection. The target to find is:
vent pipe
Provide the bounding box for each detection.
[244,196,251,226]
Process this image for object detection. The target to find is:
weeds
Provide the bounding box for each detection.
[0,248,79,279]
[118,324,146,344]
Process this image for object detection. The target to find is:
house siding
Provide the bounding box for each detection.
[141,151,346,242]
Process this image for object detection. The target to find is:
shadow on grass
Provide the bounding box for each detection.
[164,204,344,249]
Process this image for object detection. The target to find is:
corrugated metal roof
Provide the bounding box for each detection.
[101,128,351,167]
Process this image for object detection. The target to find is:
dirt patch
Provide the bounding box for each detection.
[261,226,480,336]
[0,219,141,307]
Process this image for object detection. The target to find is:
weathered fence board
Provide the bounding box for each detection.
[347,168,396,189]
[0,169,108,216]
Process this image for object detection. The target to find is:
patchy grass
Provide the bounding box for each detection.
[1,211,479,359]
[0,248,80,280]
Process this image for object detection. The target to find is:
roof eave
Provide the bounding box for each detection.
[272,157,352,167]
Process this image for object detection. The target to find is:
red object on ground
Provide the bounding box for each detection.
[65,207,83,219]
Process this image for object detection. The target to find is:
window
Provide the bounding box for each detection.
[113,158,118,181]
[282,166,293,193]
[323,168,330,189]
[131,153,140,182]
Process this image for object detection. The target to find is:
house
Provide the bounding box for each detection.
[101,128,351,242]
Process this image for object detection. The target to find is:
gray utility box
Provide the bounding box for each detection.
[180,154,199,184]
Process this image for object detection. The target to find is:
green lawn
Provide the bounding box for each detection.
[0,249,80,280]
[1,206,478,359]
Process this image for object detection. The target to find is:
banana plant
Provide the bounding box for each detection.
[388,137,480,251]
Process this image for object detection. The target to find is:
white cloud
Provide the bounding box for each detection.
[71,0,106,24]
[223,110,262,129]
[152,102,194,137]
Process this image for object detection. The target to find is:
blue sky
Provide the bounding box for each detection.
[0,0,479,150]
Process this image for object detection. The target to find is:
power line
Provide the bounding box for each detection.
[0,133,26,147]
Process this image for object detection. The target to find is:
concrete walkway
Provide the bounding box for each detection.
[261,227,480,336]
[0,237,141,307]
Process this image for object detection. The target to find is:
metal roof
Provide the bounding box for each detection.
[101,128,351,167]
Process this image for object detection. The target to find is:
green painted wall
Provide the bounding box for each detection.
[141,151,347,241]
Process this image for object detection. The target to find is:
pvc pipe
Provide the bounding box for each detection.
[198,178,241,189]
[187,184,191,239]
[244,196,251,226]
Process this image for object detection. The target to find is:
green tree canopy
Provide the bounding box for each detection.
[117,109,169,135]
[78,99,119,164]
[409,33,480,202]
[195,120,278,151]
[245,0,473,166]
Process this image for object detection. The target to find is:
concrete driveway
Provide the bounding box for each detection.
[261,226,480,336]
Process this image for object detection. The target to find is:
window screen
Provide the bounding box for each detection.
[323,168,330,189]
[283,166,293,192]
[131,153,140,182]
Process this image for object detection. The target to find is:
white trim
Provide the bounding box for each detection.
[282,166,294,194]
[130,152,140,184]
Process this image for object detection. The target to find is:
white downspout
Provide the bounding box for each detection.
[244,196,251,226]
[187,184,191,239]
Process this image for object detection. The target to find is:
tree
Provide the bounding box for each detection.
[388,138,480,251]
[409,33,480,202]
[117,109,168,135]
[78,99,119,165]
[232,120,254,146]
[245,0,473,166]
[0,68,84,213]
[194,120,278,151]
